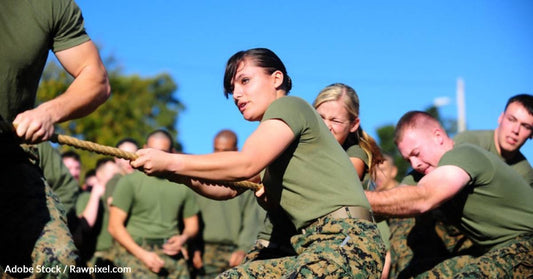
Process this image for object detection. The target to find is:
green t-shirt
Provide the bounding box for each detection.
[0,0,89,122]
[454,130,533,187]
[37,142,80,214]
[261,96,369,230]
[111,171,199,239]
[438,143,533,248]
[195,191,265,251]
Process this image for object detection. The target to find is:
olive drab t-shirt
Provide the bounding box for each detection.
[454,130,533,187]
[261,96,370,230]
[195,191,265,252]
[438,143,533,248]
[111,171,199,239]
[0,0,89,122]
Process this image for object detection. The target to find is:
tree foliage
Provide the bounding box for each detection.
[37,60,184,176]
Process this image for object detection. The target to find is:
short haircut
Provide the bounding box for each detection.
[84,169,96,178]
[61,150,80,162]
[215,129,238,147]
[505,94,533,116]
[394,111,441,145]
[115,137,139,149]
[146,129,174,151]
[95,157,115,172]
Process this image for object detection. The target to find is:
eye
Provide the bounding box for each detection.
[241,77,250,84]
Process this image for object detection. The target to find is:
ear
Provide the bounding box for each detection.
[271,70,284,89]
[497,112,504,126]
[433,128,445,145]
[349,117,360,133]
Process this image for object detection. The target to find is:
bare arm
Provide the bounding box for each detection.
[108,206,164,272]
[80,182,104,227]
[365,165,470,216]
[350,157,366,180]
[132,119,294,198]
[13,40,110,143]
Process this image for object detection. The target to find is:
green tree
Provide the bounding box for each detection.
[37,60,184,178]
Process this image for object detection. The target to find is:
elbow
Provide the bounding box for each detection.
[99,72,111,102]
[239,163,261,182]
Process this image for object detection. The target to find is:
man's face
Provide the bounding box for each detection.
[115,142,138,174]
[397,128,442,175]
[214,137,237,152]
[496,102,533,154]
[63,157,81,181]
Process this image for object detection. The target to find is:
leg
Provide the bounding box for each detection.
[288,218,385,278]
[216,256,296,279]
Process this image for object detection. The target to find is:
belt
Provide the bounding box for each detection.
[301,206,374,234]
[327,206,373,222]
[136,237,168,246]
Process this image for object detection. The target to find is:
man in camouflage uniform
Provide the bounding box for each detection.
[109,130,199,278]
[366,111,533,277]
[0,0,110,277]
[389,95,533,278]
[189,130,265,278]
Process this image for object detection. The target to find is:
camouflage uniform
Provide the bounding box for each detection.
[0,143,78,279]
[113,240,190,279]
[218,217,385,278]
[388,212,476,279]
[416,234,533,278]
[194,244,235,279]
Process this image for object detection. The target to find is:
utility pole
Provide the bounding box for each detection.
[457,77,466,132]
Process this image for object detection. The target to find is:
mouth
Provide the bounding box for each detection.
[238,102,247,113]
[506,136,518,146]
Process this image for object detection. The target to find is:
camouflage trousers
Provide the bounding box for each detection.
[243,239,297,264]
[113,240,190,279]
[217,218,386,278]
[0,157,78,279]
[416,233,533,278]
[388,213,474,279]
[194,243,236,279]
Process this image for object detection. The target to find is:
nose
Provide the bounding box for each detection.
[511,122,520,134]
[410,157,422,171]
[232,84,243,99]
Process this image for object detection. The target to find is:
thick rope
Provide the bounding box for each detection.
[50,134,262,191]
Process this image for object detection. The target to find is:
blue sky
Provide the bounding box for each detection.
[76,0,532,161]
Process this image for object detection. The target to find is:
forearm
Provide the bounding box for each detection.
[365,185,432,217]
[39,64,109,124]
[81,191,102,227]
[108,220,146,259]
[172,152,259,182]
[181,215,199,243]
[166,175,244,200]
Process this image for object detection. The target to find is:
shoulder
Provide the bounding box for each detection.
[345,144,368,163]
[265,96,310,114]
[454,130,493,144]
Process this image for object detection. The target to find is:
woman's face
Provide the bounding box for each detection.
[231,59,283,121]
[315,99,359,145]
